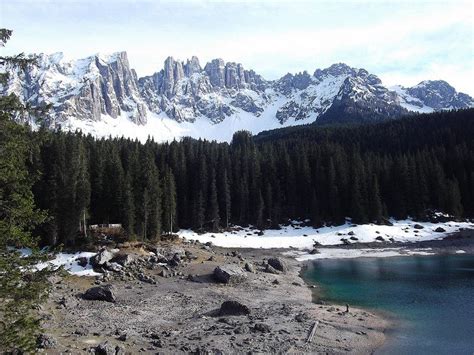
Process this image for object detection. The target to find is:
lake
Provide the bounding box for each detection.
[302,254,474,354]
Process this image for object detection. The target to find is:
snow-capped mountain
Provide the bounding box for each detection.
[2,51,473,141]
[4,52,147,127]
[391,80,474,113]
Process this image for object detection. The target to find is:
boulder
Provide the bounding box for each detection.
[253,323,271,333]
[413,224,424,230]
[168,253,181,267]
[244,262,255,273]
[83,285,116,303]
[105,262,123,273]
[267,257,288,273]
[435,227,446,233]
[214,265,247,284]
[75,257,88,268]
[111,253,135,267]
[219,300,251,316]
[295,313,309,323]
[92,341,115,355]
[91,248,116,267]
[138,273,156,284]
[36,334,57,349]
[265,264,280,274]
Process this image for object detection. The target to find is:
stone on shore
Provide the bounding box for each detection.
[267,257,288,273]
[214,264,247,284]
[90,248,116,267]
[219,300,251,316]
[83,285,116,303]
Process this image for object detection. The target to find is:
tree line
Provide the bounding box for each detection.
[27,108,474,247]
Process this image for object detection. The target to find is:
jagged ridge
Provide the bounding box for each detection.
[2,51,473,140]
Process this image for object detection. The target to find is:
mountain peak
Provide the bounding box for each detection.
[314,63,357,78]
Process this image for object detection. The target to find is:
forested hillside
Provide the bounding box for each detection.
[27,109,474,247]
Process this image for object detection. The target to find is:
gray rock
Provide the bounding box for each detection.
[91,248,116,268]
[92,341,114,355]
[413,224,424,230]
[253,323,271,333]
[219,300,251,316]
[110,253,135,266]
[105,262,123,273]
[83,285,116,303]
[434,227,446,232]
[36,334,57,349]
[267,257,288,273]
[244,262,255,273]
[137,273,156,284]
[265,263,280,274]
[295,313,309,323]
[214,264,247,284]
[75,257,88,268]
[234,324,250,334]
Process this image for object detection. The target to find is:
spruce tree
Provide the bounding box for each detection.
[208,169,220,231]
[162,167,177,234]
[0,28,51,352]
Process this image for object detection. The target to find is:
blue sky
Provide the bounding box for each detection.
[2,0,473,94]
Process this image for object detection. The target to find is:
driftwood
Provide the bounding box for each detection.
[306,321,319,343]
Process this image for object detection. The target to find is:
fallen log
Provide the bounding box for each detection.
[306,320,319,343]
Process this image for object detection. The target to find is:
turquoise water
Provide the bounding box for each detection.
[303,255,474,354]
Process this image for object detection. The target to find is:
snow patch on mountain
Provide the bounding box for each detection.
[391,85,435,113]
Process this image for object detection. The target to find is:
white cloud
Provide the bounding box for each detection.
[2,0,473,94]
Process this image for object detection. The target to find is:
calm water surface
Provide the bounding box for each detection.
[302,255,474,354]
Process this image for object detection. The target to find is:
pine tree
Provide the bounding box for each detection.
[367,174,383,223]
[208,169,220,231]
[444,178,463,218]
[121,171,135,237]
[162,167,177,234]
[0,29,51,352]
[219,168,231,228]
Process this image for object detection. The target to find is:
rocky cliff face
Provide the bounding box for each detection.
[403,80,473,110]
[138,56,268,123]
[3,51,147,126]
[2,51,473,139]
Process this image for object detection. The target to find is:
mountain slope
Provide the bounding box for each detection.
[2,51,473,141]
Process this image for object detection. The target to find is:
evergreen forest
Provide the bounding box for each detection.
[24,108,474,247]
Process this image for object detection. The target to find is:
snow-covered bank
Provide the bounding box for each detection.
[16,248,100,276]
[12,219,473,276]
[36,251,101,276]
[179,219,474,249]
[286,248,436,261]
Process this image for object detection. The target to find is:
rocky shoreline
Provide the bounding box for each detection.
[37,239,389,354]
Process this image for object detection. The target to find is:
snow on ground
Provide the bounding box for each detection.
[15,248,100,276]
[179,219,473,249]
[285,248,435,261]
[179,218,474,259]
[36,251,100,276]
[10,219,473,274]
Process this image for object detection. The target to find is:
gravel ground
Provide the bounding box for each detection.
[38,241,389,354]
